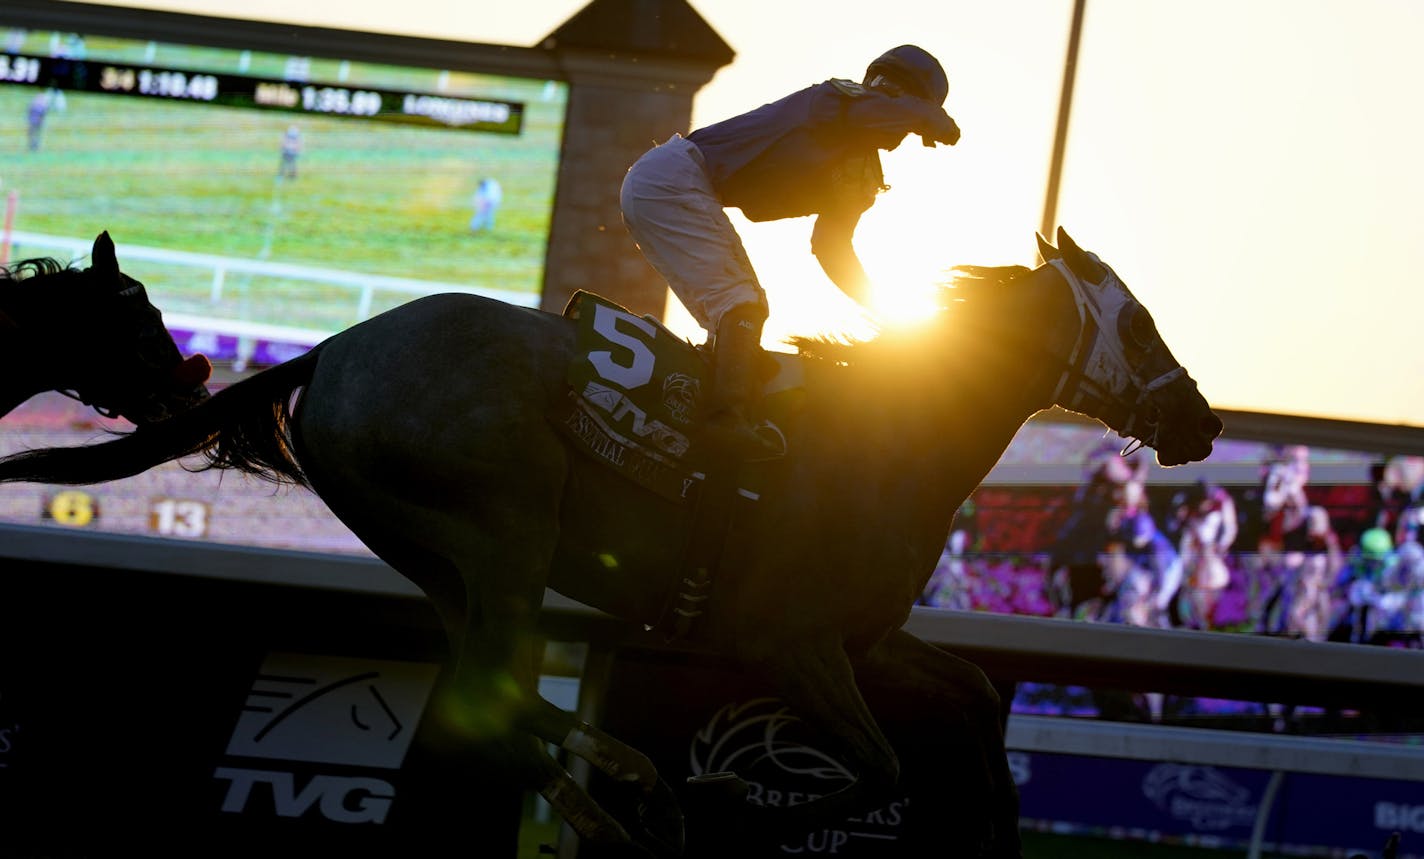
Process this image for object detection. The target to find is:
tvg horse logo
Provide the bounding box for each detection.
[215,653,439,825]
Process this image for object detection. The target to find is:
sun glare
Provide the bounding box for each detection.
[858,224,951,329]
[866,271,942,327]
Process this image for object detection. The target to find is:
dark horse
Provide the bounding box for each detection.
[0,232,211,424]
[0,229,1220,856]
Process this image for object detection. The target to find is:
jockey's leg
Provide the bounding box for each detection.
[704,303,777,459]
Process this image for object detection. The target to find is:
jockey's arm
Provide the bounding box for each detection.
[843,89,961,148]
[810,207,873,307]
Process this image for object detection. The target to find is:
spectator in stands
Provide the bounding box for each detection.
[1103,479,1181,629]
[1253,445,1346,638]
[1373,455,1424,543]
[1257,445,1312,559]
[1173,479,1238,630]
[1261,500,1343,732]
[1332,526,1397,644]
[924,498,980,610]
[1372,540,1424,645]
[1277,506,1345,641]
[1048,439,1149,619]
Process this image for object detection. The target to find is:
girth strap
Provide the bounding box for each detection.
[660,454,765,642]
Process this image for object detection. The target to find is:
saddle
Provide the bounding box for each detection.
[556,291,802,639]
[556,291,798,503]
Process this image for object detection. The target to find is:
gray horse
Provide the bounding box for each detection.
[0,228,1221,856]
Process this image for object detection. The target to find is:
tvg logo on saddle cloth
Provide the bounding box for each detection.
[571,295,706,458]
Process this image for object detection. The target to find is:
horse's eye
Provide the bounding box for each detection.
[1120,307,1157,350]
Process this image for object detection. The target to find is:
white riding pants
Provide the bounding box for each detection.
[620,134,767,333]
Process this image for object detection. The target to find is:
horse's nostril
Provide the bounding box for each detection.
[1200,413,1223,438]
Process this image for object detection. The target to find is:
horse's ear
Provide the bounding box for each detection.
[91,231,119,278]
[1036,232,1059,263]
[1055,227,1106,282]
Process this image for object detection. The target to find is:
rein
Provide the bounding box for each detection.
[1044,258,1184,453]
[57,387,123,419]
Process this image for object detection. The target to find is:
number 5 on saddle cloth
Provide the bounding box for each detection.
[556,291,799,638]
[557,290,796,503]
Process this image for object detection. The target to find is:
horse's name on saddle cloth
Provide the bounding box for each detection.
[562,395,698,501]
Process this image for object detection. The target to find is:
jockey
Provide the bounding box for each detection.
[621,45,961,456]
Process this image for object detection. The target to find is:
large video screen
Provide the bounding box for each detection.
[0,8,568,552]
[1,15,566,367]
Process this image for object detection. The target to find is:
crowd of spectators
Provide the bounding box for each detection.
[920,443,1424,649]
[919,443,1424,730]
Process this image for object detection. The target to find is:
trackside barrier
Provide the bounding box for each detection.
[3,523,1424,855]
[2,520,1420,715]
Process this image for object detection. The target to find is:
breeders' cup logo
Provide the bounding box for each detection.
[661,372,700,425]
[1142,764,1257,831]
[690,698,908,852]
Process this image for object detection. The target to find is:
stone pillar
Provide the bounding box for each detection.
[539,52,720,321]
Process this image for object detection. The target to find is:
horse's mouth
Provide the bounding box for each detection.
[1155,410,1223,467]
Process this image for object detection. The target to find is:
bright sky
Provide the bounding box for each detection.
[78,1,1424,430]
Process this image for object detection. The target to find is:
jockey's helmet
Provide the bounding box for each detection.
[864,45,949,106]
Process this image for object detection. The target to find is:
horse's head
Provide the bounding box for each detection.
[1037,228,1221,467]
[3,232,212,426]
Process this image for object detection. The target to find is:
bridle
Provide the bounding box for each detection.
[1045,257,1188,455]
[53,281,209,425]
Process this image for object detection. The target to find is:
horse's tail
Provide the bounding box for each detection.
[0,346,323,488]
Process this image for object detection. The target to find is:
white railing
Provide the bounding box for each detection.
[5,230,541,332]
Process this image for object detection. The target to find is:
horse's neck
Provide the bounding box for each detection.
[0,291,52,419]
[914,272,1079,515]
[800,287,1067,545]
[0,335,42,418]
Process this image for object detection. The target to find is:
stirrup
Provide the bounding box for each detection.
[751,420,787,459]
[702,414,781,461]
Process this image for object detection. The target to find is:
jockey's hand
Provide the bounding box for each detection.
[922,115,961,147]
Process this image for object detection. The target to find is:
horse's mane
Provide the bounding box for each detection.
[1,256,72,284]
[789,264,1035,366]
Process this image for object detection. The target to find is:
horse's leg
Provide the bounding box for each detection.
[310,487,667,854]
[433,514,680,855]
[520,697,658,788]
[720,630,1021,856]
[711,634,901,834]
[438,507,677,856]
[852,629,1022,858]
[519,695,684,856]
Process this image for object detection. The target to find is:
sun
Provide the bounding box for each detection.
[864,262,943,326]
[855,219,953,328]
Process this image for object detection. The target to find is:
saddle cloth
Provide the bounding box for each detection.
[556,291,800,503]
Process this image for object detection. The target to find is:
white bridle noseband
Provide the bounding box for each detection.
[1046,257,1185,452]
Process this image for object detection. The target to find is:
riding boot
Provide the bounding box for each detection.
[704,304,777,459]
